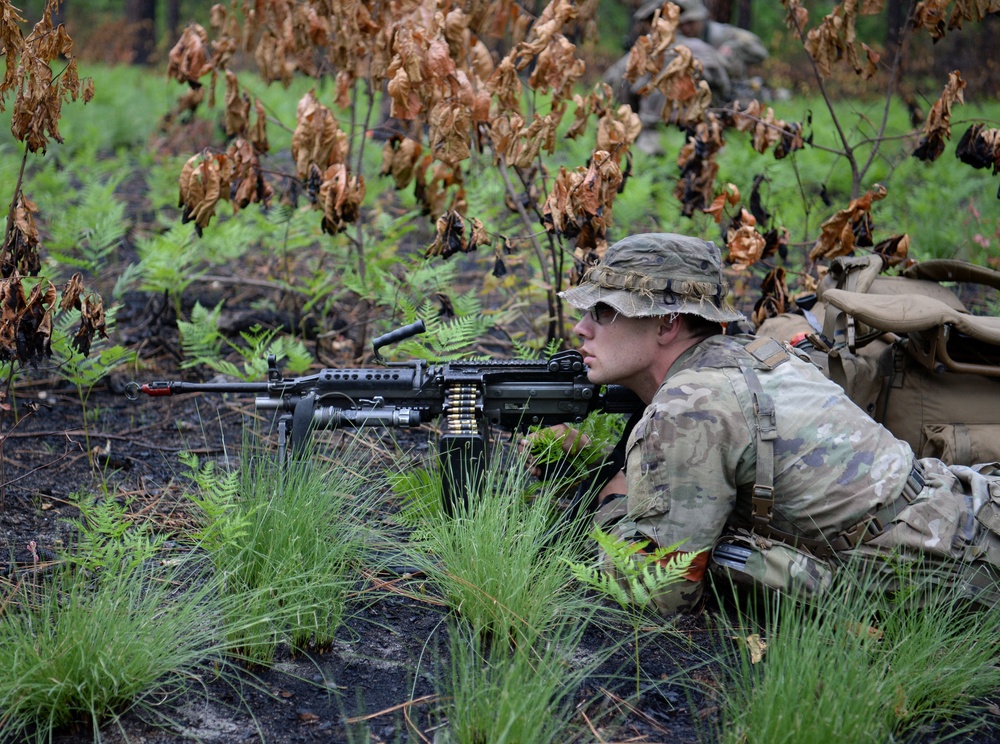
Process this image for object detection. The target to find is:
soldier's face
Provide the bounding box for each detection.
[574,306,662,389]
[679,19,704,36]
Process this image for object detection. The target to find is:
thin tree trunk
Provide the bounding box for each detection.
[707,0,733,23]
[125,0,157,65]
[166,0,180,46]
[737,0,752,29]
[886,0,905,53]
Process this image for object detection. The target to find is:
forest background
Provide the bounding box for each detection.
[2,0,1000,741]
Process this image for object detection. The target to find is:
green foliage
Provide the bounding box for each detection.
[0,524,246,744]
[392,308,496,361]
[44,170,127,279]
[178,301,312,380]
[566,527,694,612]
[178,451,252,553]
[440,616,597,744]
[709,95,1000,279]
[133,216,202,304]
[386,460,445,526]
[47,301,135,463]
[509,335,563,360]
[183,445,373,664]
[52,308,135,392]
[0,548,230,743]
[566,527,695,696]
[408,447,592,647]
[524,414,627,495]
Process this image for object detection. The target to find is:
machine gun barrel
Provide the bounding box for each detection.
[125,380,270,399]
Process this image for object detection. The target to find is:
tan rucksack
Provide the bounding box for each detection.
[756,255,1000,466]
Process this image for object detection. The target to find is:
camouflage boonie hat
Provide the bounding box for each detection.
[634,0,709,22]
[674,0,710,23]
[560,233,744,323]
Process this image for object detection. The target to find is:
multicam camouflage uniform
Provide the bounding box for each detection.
[603,37,732,115]
[671,0,769,81]
[701,20,768,81]
[561,233,1000,614]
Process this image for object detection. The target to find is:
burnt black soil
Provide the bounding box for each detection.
[2,352,723,743]
[6,330,1000,744]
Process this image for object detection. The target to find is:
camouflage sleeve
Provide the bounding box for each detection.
[611,371,751,612]
[727,27,769,66]
[707,22,769,78]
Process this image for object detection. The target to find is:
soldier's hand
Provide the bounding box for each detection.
[518,424,591,479]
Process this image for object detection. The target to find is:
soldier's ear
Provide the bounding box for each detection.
[656,314,681,341]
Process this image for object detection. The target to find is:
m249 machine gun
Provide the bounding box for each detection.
[125,321,641,508]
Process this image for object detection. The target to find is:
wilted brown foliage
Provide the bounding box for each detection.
[913,71,966,162]
[0,0,104,374]
[156,0,999,345]
[0,1,93,154]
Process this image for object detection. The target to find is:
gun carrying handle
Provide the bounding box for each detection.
[372,320,426,363]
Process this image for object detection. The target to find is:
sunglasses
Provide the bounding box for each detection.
[587,302,618,325]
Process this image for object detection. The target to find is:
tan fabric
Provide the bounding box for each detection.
[878,347,1000,462]
[903,259,1000,291]
[867,276,968,311]
[560,233,745,323]
[823,289,1000,345]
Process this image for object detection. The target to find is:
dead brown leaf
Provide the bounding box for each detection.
[228,138,273,210]
[726,210,766,271]
[955,123,1000,173]
[913,71,965,162]
[0,275,55,365]
[752,267,790,326]
[317,164,365,235]
[380,136,424,190]
[178,151,233,235]
[167,24,213,86]
[60,273,84,312]
[809,184,888,261]
[872,234,910,267]
[2,195,42,277]
[428,100,472,166]
[291,90,348,180]
[675,116,725,216]
[424,210,468,258]
[224,70,251,137]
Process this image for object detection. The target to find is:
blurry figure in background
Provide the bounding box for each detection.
[603,1,732,154]
[672,0,769,84]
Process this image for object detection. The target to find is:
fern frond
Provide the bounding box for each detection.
[178,301,225,370]
[569,528,698,612]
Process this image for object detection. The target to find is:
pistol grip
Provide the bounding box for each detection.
[291,394,317,458]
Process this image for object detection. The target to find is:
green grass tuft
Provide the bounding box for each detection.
[713,554,1000,743]
[0,549,229,743]
[183,440,376,666]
